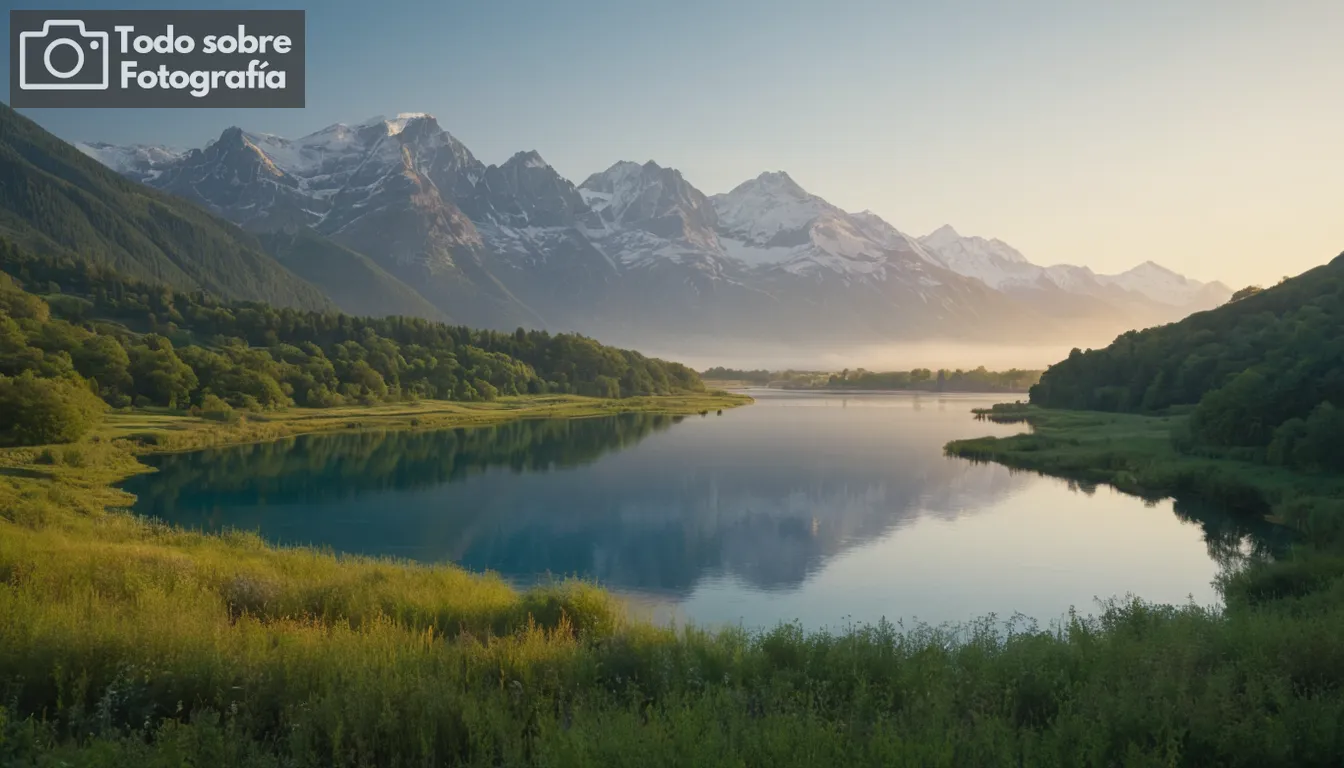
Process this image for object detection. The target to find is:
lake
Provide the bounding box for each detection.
[122,390,1267,630]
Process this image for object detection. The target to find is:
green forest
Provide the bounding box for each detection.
[0,238,703,446]
[702,366,1042,392]
[1029,252,1344,471]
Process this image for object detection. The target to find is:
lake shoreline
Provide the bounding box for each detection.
[7,397,1344,764]
[97,391,753,459]
[0,392,748,500]
[944,407,1344,524]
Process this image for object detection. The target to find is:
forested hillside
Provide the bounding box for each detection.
[256,228,449,322]
[0,239,704,446]
[1030,251,1344,469]
[0,105,332,312]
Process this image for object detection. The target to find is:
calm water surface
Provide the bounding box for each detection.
[123,391,1266,629]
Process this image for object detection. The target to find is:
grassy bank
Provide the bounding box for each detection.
[94,392,752,455]
[6,399,1344,764]
[945,408,1344,536]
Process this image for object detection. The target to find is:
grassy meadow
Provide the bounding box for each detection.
[4,397,1344,765]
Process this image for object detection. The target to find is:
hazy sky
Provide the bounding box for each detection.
[6,0,1342,288]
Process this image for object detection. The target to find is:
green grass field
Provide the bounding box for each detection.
[6,397,1344,765]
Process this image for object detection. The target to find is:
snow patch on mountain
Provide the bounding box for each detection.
[848,211,943,265]
[709,173,946,280]
[578,188,612,211]
[237,125,364,177]
[711,171,835,245]
[717,238,788,267]
[579,160,723,257]
[918,225,1035,284]
[386,113,431,135]
[76,142,185,180]
[579,161,654,227]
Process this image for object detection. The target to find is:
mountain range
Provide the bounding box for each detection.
[44,108,1234,345]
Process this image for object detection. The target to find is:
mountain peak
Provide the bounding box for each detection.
[580,160,680,189]
[504,150,549,170]
[1126,260,1181,278]
[385,112,436,136]
[213,126,246,146]
[1096,260,1231,307]
[918,225,966,253]
[351,112,438,136]
[926,224,960,239]
[753,170,806,194]
[716,171,812,207]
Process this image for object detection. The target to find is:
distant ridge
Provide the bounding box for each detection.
[0,105,333,312]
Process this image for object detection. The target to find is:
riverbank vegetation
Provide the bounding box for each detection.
[702,366,1042,393]
[2,403,1341,764]
[1029,252,1344,472]
[94,393,747,455]
[0,238,707,448]
[970,401,1032,423]
[5,412,1344,766]
[931,253,1344,763]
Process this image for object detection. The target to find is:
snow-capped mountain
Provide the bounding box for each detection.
[709,171,923,278]
[1096,261,1231,308]
[918,225,1231,313]
[82,112,1230,345]
[75,142,186,183]
[916,225,1041,289]
[581,160,722,256]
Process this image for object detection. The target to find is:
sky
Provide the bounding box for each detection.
[5,0,1343,289]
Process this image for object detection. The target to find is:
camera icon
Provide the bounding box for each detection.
[18,20,110,90]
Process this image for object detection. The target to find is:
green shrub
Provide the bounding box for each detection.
[199,393,239,423]
[0,372,105,446]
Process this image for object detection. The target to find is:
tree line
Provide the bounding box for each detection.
[701,366,1041,392]
[0,239,704,445]
[1029,253,1344,471]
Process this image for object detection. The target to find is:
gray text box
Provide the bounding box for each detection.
[10,10,305,108]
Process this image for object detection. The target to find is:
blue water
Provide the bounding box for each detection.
[123,390,1262,629]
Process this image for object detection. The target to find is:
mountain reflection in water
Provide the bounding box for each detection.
[124,392,1276,628]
